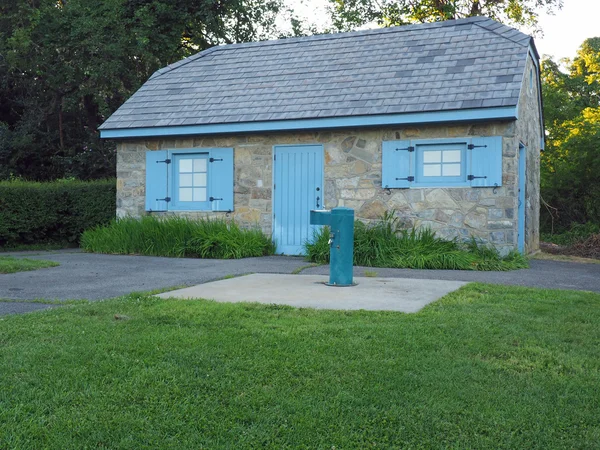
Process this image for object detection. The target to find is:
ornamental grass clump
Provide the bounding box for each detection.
[81,216,275,259]
[305,211,528,271]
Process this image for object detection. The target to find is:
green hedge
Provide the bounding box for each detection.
[0,179,116,247]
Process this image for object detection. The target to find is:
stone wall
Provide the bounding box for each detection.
[515,55,543,254]
[117,117,529,254]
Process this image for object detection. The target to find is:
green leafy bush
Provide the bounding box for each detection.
[0,179,116,247]
[305,213,528,271]
[541,222,600,246]
[81,216,276,259]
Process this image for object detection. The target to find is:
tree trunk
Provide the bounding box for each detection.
[469,0,482,17]
[58,96,64,151]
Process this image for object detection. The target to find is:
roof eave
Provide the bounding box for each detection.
[99,106,518,139]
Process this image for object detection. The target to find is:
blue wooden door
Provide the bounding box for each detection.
[518,144,526,253]
[273,145,324,255]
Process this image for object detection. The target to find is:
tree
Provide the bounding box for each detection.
[0,0,282,180]
[541,38,600,230]
[327,0,562,32]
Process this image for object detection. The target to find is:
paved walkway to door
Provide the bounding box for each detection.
[1,250,599,315]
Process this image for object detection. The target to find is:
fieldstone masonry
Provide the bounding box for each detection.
[517,56,542,254]
[116,57,541,255]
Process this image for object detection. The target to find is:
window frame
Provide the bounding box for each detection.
[170,152,211,211]
[413,141,469,187]
[165,147,227,212]
[411,138,472,188]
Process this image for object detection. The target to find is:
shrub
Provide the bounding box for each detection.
[81,216,276,259]
[0,179,115,247]
[541,222,600,246]
[305,213,528,271]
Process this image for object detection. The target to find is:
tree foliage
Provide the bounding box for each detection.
[541,38,600,230]
[327,0,562,31]
[0,0,281,180]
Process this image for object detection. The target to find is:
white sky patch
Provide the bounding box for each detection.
[533,0,600,61]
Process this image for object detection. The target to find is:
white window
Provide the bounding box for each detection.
[421,148,462,177]
[177,156,208,205]
[529,69,534,93]
[415,144,467,185]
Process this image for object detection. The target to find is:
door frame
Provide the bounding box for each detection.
[272,144,325,255]
[518,143,526,253]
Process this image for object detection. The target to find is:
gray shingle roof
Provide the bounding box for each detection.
[100,16,534,131]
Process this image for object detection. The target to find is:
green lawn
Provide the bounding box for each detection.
[1,284,599,448]
[0,256,59,274]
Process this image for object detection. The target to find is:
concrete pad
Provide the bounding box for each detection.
[156,274,468,313]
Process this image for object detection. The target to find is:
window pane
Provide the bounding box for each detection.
[193,173,207,187]
[193,158,207,172]
[179,174,193,186]
[423,150,441,163]
[179,159,193,173]
[423,164,441,177]
[179,188,193,202]
[443,150,461,163]
[443,163,461,177]
[193,188,207,202]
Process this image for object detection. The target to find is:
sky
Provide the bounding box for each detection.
[287,0,600,62]
[534,0,600,60]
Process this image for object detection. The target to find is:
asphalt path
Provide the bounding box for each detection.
[1,250,598,315]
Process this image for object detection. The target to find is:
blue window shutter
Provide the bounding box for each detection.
[145,150,169,211]
[209,148,234,211]
[382,140,412,188]
[469,136,502,187]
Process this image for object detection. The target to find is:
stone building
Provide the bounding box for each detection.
[100,16,543,255]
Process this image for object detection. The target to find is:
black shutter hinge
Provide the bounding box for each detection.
[209,196,223,202]
[209,157,223,162]
[157,197,171,202]
[157,159,171,164]
[468,144,487,150]
[467,175,487,181]
[396,176,415,182]
[396,146,414,152]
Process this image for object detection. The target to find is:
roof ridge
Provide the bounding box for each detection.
[149,45,223,81]
[473,18,532,47]
[216,16,487,50]
[149,16,489,80]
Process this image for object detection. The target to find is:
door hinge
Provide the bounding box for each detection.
[209,196,223,202]
[273,183,276,189]
[209,157,223,162]
[467,175,487,181]
[396,146,415,152]
[157,197,171,202]
[396,176,414,182]
[274,154,276,161]
[157,159,171,164]
[468,144,488,150]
